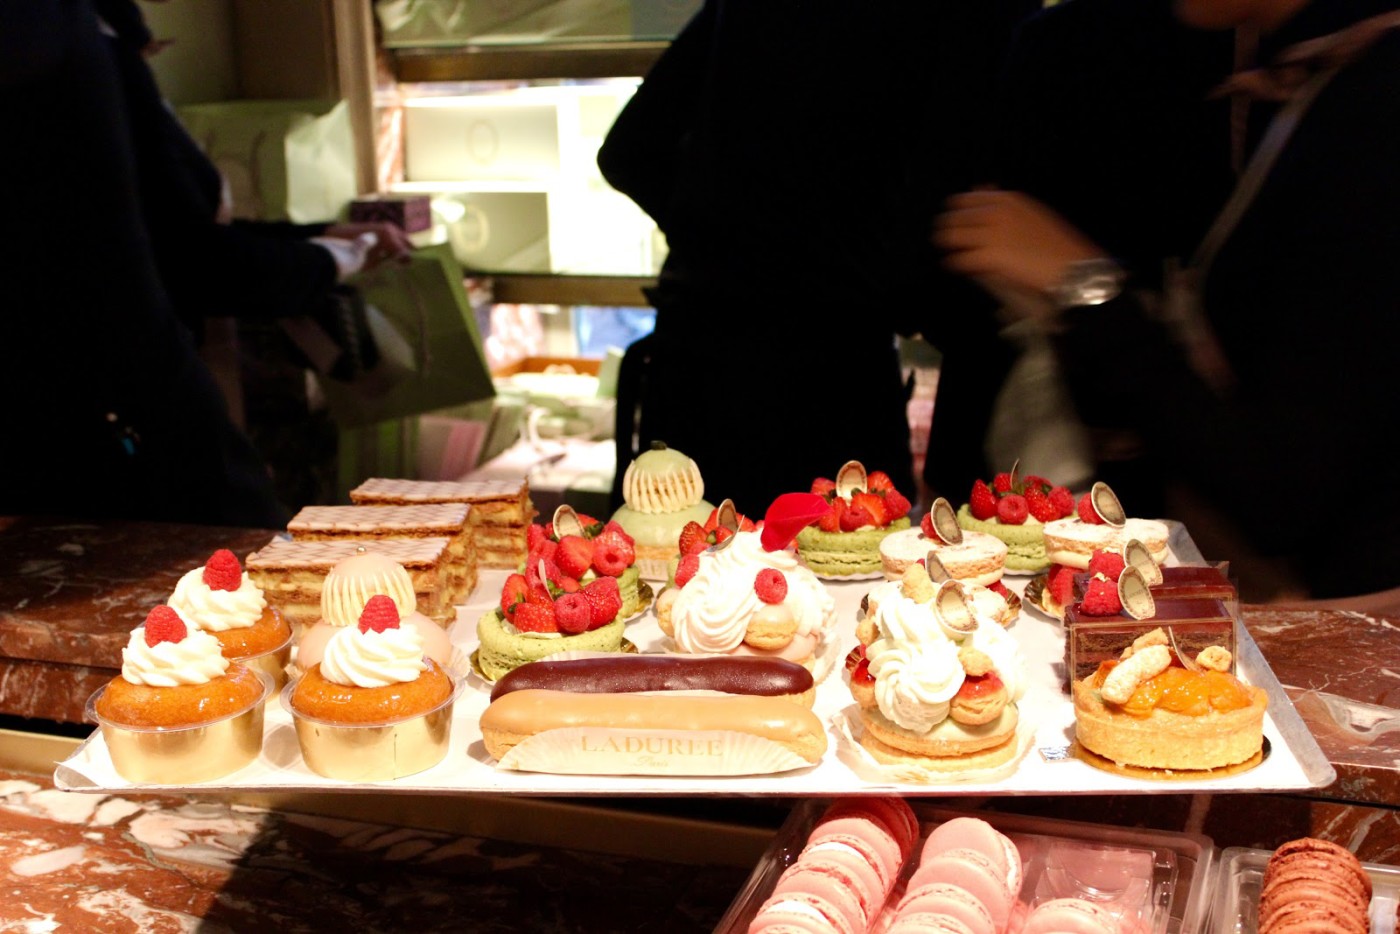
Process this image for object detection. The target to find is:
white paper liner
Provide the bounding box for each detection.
[495,726,816,776]
[832,705,1038,785]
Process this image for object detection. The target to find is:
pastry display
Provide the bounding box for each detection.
[795,461,914,577]
[524,505,646,619]
[475,563,627,682]
[1042,483,1169,572]
[1258,838,1372,934]
[656,494,837,674]
[287,503,476,606]
[490,654,816,708]
[880,498,1008,586]
[295,551,454,675]
[286,595,457,780]
[848,564,1028,773]
[349,476,536,569]
[91,606,270,783]
[608,442,714,580]
[956,469,1077,573]
[245,537,455,629]
[167,548,292,686]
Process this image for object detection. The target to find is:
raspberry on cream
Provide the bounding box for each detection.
[168,566,266,633]
[320,624,428,689]
[120,625,229,687]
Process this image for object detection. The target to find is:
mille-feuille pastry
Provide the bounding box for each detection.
[245,537,453,631]
[348,477,536,569]
[287,503,476,608]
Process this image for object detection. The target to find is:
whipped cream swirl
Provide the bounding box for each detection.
[320,625,427,688]
[120,627,229,687]
[168,567,265,633]
[670,531,834,654]
[870,636,963,733]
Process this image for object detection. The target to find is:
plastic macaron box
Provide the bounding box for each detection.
[717,798,1215,934]
[1209,846,1400,933]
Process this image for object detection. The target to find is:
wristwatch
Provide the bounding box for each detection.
[1049,258,1127,310]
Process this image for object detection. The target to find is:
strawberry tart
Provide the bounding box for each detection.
[476,569,628,682]
[608,442,714,581]
[656,493,838,677]
[796,461,913,577]
[848,564,1028,773]
[524,505,647,619]
[879,497,1008,586]
[955,469,1077,573]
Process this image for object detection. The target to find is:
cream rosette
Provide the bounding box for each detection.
[120,626,229,687]
[320,624,428,689]
[168,568,265,633]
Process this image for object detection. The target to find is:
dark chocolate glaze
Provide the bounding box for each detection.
[489,655,814,701]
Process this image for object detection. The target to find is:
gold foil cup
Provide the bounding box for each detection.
[281,676,461,781]
[86,670,272,784]
[231,630,294,689]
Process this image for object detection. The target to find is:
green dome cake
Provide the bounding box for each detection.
[610,443,713,581]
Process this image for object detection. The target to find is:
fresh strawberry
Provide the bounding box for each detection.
[500,573,530,621]
[866,470,895,493]
[524,555,562,590]
[1021,474,1050,493]
[526,523,548,553]
[703,509,719,533]
[542,522,556,542]
[818,498,845,532]
[844,642,867,673]
[600,520,631,544]
[969,480,998,521]
[144,605,187,646]
[582,577,622,626]
[591,539,630,577]
[1049,485,1075,518]
[811,477,836,498]
[1047,563,1077,608]
[557,576,580,594]
[554,535,594,579]
[1077,493,1105,525]
[674,553,701,589]
[675,521,705,556]
[881,488,912,522]
[753,568,787,604]
[920,512,936,539]
[850,491,889,527]
[737,514,757,533]
[841,503,874,531]
[1024,485,1059,523]
[1080,576,1122,616]
[988,580,1012,599]
[852,656,874,686]
[712,526,734,544]
[579,515,602,531]
[513,602,558,633]
[992,472,1014,494]
[201,549,243,591]
[996,493,1029,525]
[1088,549,1126,580]
[526,582,554,607]
[554,593,593,634]
[358,593,400,633]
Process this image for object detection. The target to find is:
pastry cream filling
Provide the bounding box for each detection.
[121,627,229,687]
[321,625,427,688]
[168,569,265,632]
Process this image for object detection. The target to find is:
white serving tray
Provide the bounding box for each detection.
[55,523,1334,796]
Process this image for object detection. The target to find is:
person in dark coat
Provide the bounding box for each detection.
[936,0,1400,601]
[599,0,1037,518]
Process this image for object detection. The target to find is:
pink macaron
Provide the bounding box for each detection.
[884,911,978,934]
[1020,897,1119,934]
[772,862,870,934]
[748,891,857,934]
[907,848,1012,932]
[807,817,905,893]
[798,840,892,910]
[894,882,998,934]
[922,817,1023,898]
[819,798,919,862]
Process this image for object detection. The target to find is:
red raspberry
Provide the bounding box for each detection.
[358,593,400,633]
[866,470,895,493]
[1047,563,1077,608]
[201,549,242,591]
[840,503,874,532]
[674,553,701,588]
[554,593,593,634]
[600,521,632,545]
[500,573,529,621]
[1078,493,1105,525]
[582,577,622,627]
[811,477,836,498]
[678,521,709,556]
[851,491,890,527]
[969,480,998,520]
[818,498,845,532]
[992,472,1014,494]
[1088,549,1126,580]
[144,605,187,647]
[754,568,788,604]
[996,493,1029,525]
[920,512,936,539]
[513,602,558,633]
[594,528,635,565]
[554,535,594,579]
[881,488,912,522]
[591,540,629,577]
[526,523,548,553]
[1049,485,1075,518]
[1080,576,1122,616]
[1024,486,1059,523]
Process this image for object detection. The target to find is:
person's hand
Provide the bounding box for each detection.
[323,221,414,269]
[933,190,1105,296]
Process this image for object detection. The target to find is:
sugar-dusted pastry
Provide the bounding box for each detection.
[609,442,714,581]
